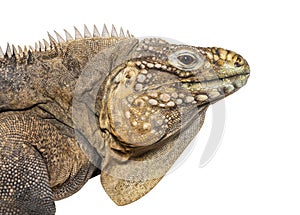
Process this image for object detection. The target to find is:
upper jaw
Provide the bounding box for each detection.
[179,69,250,105]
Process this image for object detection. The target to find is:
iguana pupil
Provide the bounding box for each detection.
[177,54,195,65]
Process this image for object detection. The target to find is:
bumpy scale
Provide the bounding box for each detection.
[0,24,250,214]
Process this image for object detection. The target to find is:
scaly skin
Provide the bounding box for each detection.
[0,25,250,214]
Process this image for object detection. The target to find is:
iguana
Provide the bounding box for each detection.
[0,24,250,214]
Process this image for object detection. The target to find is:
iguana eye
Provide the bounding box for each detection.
[177,54,195,65]
[168,49,204,71]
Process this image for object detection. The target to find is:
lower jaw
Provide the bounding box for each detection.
[188,74,248,100]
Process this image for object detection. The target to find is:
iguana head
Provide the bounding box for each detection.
[100,38,249,152]
[96,37,249,205]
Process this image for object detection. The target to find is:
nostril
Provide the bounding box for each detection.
[233,55,245,67]
[234,62,243,67]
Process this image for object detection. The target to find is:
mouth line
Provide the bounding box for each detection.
[181,72,250,84]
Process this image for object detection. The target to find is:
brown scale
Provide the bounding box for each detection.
[0,24,250,211]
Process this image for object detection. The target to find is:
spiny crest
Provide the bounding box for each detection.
[0,24,134,60]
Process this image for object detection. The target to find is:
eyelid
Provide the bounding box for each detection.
[168,49,204,71]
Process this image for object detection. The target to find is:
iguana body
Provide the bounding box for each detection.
[0,24,250,214]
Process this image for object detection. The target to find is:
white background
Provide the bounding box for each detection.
[1,0,300,214]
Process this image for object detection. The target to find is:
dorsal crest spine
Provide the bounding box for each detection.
[0,24,134,61]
